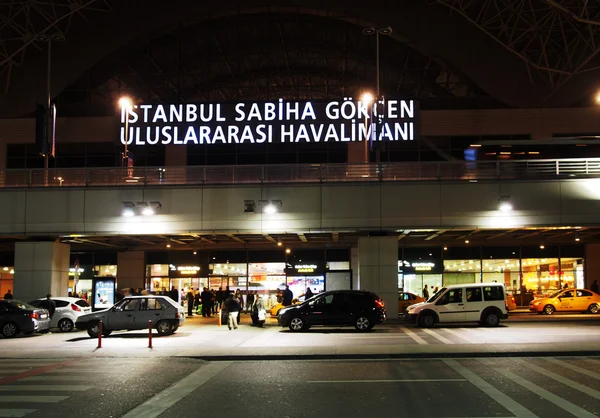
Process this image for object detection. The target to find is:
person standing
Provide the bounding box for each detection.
[201,287,212,317]
[423,285,429,299]
[169,286,179,303]
[224,294,240,330]
[282,285,293,306]
[185,288,195,317]
[246,291,255,313]
[234,289,244,323]
[216,287,224,312]
[40,294,56,319]
[3,289,13,300]
[591,279,599,294]
[305,287,313,299]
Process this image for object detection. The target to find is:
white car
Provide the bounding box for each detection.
[29,297,92,332]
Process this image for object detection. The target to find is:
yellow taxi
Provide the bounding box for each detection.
[270,295,305,317]
[529,288,600,315]
[398,292,426,314]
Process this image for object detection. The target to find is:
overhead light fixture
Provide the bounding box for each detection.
[122,201,135,217]
[540,243,545,249]
[277,241,283,247]
[259,199,283,214]
[465,240,470,244]
[244,200,256,213]
[498,195,512,212]
[285,248,291,254]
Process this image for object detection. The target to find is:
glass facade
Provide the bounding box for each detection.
[399,245,585,300]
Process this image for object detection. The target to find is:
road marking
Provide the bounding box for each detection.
[0,370,30,374]
[307,379,466,383]
[398,326,428,345]
[0,396,68,403]
[0,385,92,392]
[0,409,37,417]
[421,328,454,344]
[519,362,600,400]
[444,328,478,343]
[444,359,537,418]
[481,362,597,418]
[543,358,600,381]
[341,335,408,339]
[0,359,82,386]
[121,362,230,418]
[21,376,88,382]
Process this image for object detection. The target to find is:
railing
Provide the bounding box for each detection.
[0,158,599,188]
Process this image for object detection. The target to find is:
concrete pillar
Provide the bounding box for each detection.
[357,237,398,319]
[584,244,600,289]
[117,251,146,291]
[350,246,359,290]
[14,242,70,301]
[165,145,187,167]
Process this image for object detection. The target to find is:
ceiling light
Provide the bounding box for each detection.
[142,207,154,216]
[263,204,277,214]
[499,202,513,212]
[122,207,135,217]
[286,248,291,254]
[277,241,283,247]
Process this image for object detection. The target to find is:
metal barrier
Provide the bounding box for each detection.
[1,158,600,188]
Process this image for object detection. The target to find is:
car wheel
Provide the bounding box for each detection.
[418,313,435,328]
[58,318,74,333]
[289,316,305,332]
[2,322,19,338]
[543,304,556,315]
[588,304,600,314]
[172,324,179,333]
[87,323,100,338]
[156,320,173,336]
[355,316,372,332]
[483,312,500,327]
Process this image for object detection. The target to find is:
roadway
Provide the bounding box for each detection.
[0,356,599,417]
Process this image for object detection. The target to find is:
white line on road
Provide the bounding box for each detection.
[399,326,428,345]
[0,409,37,417]
[121,362,231,418]
[543,358,600,381]
[0,385,92,392]
[21,376,88,382]
[421,328,455,344]
[444,328,478,344]
[341,335,409,339]
[0,396,68,403]
[307,379,466,383]
[481,362,597,418]
[444,359,537,418]
[519,362,600,400]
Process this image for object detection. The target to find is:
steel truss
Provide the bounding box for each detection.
[0,0,112,94]
[57,12,495,115]
[433,0,600,95]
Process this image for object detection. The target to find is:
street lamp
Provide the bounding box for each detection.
[361,92,375,163]
[119,96,133,170]
[362,26,392,164]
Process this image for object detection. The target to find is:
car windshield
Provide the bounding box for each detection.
[548,291,562,299]
[427,288,446,303]
[9,300,37,310]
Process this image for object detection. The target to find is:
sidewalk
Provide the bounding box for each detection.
[0,311,598,360]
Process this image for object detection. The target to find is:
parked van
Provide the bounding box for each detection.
[404,283,508,327]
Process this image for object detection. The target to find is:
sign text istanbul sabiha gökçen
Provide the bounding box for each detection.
[119,98,419,146]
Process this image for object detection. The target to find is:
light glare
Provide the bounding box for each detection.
[263,204,277,214]
[122,208,135,217]
[499,202,513,212]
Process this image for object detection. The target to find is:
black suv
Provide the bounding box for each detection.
[277,290,386,332]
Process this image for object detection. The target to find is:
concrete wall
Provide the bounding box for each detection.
[0,178,599,235]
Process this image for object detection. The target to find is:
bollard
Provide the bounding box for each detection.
[217,309,221,327]
[148,320,153,349]
[97,320,102,349]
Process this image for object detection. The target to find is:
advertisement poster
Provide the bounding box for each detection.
[93,278,116,311]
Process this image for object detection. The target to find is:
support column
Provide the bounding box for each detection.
[117,251,146,291]
[584,244,600,289]
[14,241,70,301]
[357,237,398,319]
[350,246,359,290]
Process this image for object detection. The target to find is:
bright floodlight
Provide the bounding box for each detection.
[119,96,133,109]
[142,207,155,216]
[263,203,277,214]
[596,92,600,104]
[122,207,135,217]
[362,92,374,104]
[499,202,513,212]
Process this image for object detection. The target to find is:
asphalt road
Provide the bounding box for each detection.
[0,356,599,418]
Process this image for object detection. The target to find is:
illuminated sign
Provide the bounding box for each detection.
[294,264,318,273]
[120,99,419,146]
[69,267,85,276]
[398,260,437,273]
[174,266,200,275]
[412,262,435,272]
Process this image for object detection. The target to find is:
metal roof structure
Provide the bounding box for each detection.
[2,0,600,117]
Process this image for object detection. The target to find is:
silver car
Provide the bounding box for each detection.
[75,295,185,338]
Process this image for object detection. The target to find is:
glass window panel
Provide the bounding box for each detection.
[483,285,504,301]
[444,247,481,259]
[466,287,482,302]
[443,273,477,286]
[521,258,560,292]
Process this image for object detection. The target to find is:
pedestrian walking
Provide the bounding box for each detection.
[186,288,195,317]
[224,294,240,330]
[423,285,429,299]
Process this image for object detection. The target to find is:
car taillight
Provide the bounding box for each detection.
[29,312,40,319]
[71,303,81,311]
[176,312,180,319]
[375,300,385,308]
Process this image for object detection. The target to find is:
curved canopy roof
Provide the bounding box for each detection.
[1,0,599,117]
